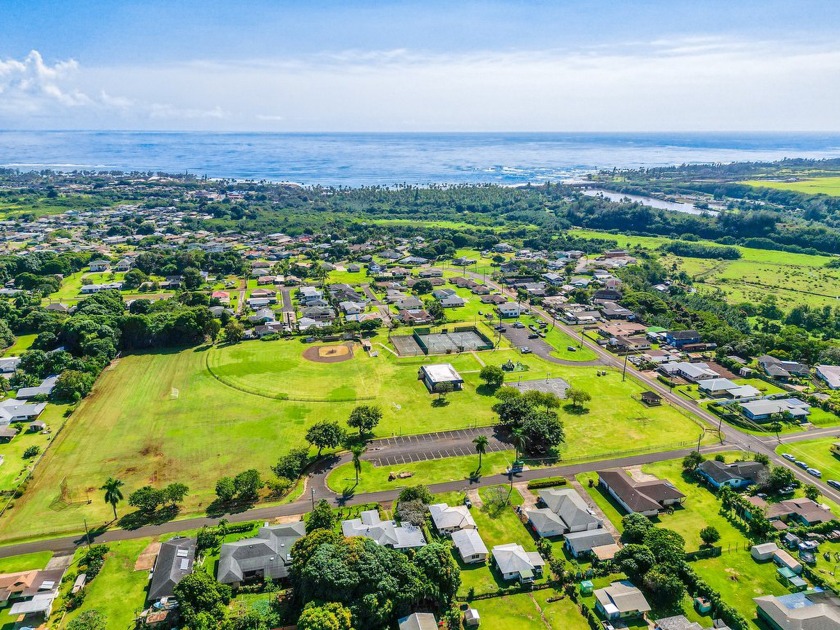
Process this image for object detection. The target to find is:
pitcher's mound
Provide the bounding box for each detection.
[303,343,354,363]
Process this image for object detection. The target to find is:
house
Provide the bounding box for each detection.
[147,537,196,603]
[398,613,438,630]
[739,398,810,422]
[751,542,779,561]
[697,378,739,397]
[594,580,652,621]
[439,294,466,308]
[655,616,717,630]
[0,357,20,374]
[490,543,545,583]
[339,301,366,315]
[89,259,110,272]
[658,362,718,383]
[217,522,305,586]
[113,258,132,272]
[527,488,601,538]
[341,510,426,549]
[248,308,276,324]
[593,288,622,302]
[211,290,230,304]
[428,503,476,534]
[1,569,66,619]
[16,376,58,400]
[451,529,488,564]
[80,282,123,294]
[766,498,835,526]
[419,364,464,393]
[401,309,433,325]
[597,468,685,517]
[302,306,336,322]
[0,399,47,424]
[817,365,840,390]
[0,426,18,442]
[396,296,424,311]
[758,355,810,380]
[726,384,762,399]
[754,590,840,630]
[696,460,767,490]
[44,302,70,313]
[497,302,522,318]
[564,530,616,559]
[665,330,702,348]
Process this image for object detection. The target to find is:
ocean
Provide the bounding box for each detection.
[1,131,840,186]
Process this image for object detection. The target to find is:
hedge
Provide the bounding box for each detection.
[527,476,567,490]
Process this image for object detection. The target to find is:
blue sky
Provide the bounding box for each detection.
[1,0,839,130]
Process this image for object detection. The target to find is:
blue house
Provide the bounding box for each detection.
[665,329,701,348]
[696,460,766,490]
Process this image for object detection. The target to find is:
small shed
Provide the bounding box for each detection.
[580,580,594,595]
[694,597,712,614]
[72,573,87,594]
[641,391,662,406]
[777,566,807,592]
[464,607,480,627]
[773,549,803,574]
[751,542,779,561]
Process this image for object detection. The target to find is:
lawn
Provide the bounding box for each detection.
[641,456,752,552]
[0,550,52,573]
[692,551,790,628]
[470,591,589,630]
[742,176,840,197]
[326,450,518,494]
[775,437,840,482]
[1,334,36,357]
[518,315,598,362]
[61,537,155,628]
[569,228,840,309]
[575,473,627,532]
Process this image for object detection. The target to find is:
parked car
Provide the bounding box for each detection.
[567,346,577,352]
[463,496,473,508]
[782,453,796,462]
[796,460,809,469]
[520,346,532,354]
[528,333,539,339]
[828,479,840,490]
[513,322,525,329]
[807,468,822,478]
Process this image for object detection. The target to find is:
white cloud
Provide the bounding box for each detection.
[2,39,840,130]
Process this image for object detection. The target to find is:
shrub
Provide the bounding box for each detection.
[527,476,567,489]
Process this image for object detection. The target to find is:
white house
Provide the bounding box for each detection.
[491,544,545,583]
[497,302,522,318]
[428,503,476,535]
[451,529,488,564]
[817,365,840,390]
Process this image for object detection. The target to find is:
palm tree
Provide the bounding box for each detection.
[473,435,489,471]
[351,445,365,485]
[511,428,527,462]
[101,477,124,521]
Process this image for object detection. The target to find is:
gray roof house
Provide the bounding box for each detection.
[491,543,545,583]
[398,613,438,630]
[217,522,305,586]
[564,530,617,558]
[16,376,58,400]
[451,529,488,564]
[428,503,476,534]
[0,399,46,424]
[147,537,196,603]
[341,510,426,549]
[754,590,840,630]
[539,488,601,533]
[594,580,652,621]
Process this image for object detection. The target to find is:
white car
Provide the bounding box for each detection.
[807,468,822,478]
[782,453,796,462]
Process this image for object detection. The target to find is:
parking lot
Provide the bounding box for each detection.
[364,427,511,466]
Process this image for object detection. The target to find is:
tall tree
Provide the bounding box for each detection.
[473,435,489,470]
[305,421,346,457]
[347,405,382,438]
[351,445,365,485]
[100,477,124,521]
[511,428,526,461]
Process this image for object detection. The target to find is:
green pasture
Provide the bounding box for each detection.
[742,176,840,196]
[470,590,589,630]
[1,333,36,356]
[775,437,840,482]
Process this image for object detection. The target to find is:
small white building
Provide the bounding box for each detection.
[428,503,476,535]
[497,302,522,318]
[419,364,464,393]
[451,529,488,564]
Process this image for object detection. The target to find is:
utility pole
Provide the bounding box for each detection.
[311,487,316,511]
[622,352,629,382]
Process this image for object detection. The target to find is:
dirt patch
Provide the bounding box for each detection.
[303,342,355,364]
[625,465,659,483]
[134,541,161,571]
[272,514,305,525]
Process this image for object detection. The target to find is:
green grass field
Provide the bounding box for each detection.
[742,176,840,197]
[0,337,703,542]
[471,590,589,630]
[570,228,840,309]
[1,334,36,357]
[326,450,517,494]
[775,437,840,481]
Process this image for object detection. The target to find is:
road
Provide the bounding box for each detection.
[0,441,727,558]
[1,270,837,558]
[466,270,840,504]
